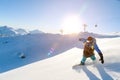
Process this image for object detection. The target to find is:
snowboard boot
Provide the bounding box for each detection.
[80,61,85,65]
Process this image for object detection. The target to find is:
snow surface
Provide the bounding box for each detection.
[0,32,120,80]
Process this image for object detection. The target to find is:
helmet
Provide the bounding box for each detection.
[87,36,93,41]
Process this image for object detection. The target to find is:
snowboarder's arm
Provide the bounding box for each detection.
[94,43,104,64]
[94,43,102,54]
[79,38,87,43]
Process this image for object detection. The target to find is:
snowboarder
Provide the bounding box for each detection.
[79,36,104,65]
[19,53,26,59]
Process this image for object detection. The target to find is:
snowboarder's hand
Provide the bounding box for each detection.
[99,53,104,64]
[79,38,82,41]
[99,58,104,64]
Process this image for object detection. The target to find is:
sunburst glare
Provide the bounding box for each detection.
[61,14,83,34]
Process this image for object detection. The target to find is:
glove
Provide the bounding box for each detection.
[99,53,104,64]
[79,38,82,41]
[99,58,104,64]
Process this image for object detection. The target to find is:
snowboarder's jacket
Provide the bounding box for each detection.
[80,38,102,57]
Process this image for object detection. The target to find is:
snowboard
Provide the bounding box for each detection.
[72,61,98,70]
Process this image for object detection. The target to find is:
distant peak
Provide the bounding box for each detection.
[29,29,44,34]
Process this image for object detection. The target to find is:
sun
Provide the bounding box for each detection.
[61,14,82,34]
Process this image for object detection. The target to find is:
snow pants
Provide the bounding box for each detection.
[81,55,96,63]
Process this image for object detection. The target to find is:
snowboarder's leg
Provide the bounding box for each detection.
[80,56,87,65]
[91,55,97,63]
[90,55,96,61]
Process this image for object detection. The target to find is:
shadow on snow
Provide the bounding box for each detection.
[72,62,120,80]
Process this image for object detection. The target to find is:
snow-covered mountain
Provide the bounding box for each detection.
[0,32,120,80]
[29,29,44,34]
[0,26,17,36]
[0,26,29,36]
[0,26,45,36]
[15,28,28,35]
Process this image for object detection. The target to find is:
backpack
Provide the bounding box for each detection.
[83,42,94,57]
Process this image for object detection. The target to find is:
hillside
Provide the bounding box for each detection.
[0,36,120,80]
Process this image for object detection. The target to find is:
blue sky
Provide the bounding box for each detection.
[0,0,120,34]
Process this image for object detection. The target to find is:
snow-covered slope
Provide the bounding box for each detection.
[0,37,120,80]
[0,32,120,80]
[79,32,120,38]
[0,33,78,73]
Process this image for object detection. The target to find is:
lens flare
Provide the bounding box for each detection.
[47,48,55,56]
